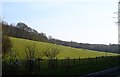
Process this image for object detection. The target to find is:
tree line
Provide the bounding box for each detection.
[49,38,119,53]
[2,21,48,42]
[1,21,119,53]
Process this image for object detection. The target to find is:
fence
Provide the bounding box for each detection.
[2,56,120,76]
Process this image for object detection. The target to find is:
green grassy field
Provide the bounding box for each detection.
[9,37,118,59]
[3,37,120,76]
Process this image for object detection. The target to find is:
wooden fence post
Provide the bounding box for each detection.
[55,58,58,68]
[74,58,75,65]
[48,59,50,69]
[37,58,41,70]
[61,59,64,68]
[79,57,81,64]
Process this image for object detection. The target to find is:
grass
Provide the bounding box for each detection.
[2,37,120,76]
[8,37,118,59]
[3,56,120,76]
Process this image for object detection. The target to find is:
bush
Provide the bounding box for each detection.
[2,35,12,54]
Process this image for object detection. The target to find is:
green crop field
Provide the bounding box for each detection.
[9,37,118,59]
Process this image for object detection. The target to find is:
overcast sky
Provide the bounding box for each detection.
[1,0,119,44]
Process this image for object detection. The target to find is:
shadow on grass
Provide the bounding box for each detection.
[2,56,120,77]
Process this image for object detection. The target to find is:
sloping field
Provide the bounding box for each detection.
[9,37,118,59]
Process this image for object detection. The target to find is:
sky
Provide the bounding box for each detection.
[1,0,119,44]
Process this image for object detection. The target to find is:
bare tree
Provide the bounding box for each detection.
[35,49,44,70]
[24,44,36,61]
[43,46,61,59]
[8,49,19,72]
[36,50,44,60]
[43,46,61,69]
[24,44,45,71]
[24,44,44,60]
[24,44,37,72]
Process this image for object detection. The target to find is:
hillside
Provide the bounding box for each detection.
[2,21,119,53]
[9,37,118,59]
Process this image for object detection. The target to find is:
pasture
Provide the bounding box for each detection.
[8,37,118,60]
[2,37,120,76]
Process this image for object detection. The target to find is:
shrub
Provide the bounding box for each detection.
[2,35,12,54]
